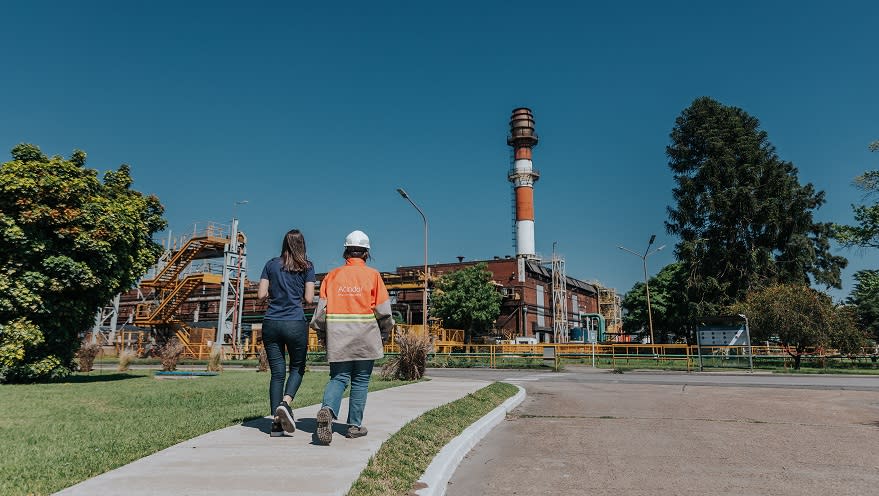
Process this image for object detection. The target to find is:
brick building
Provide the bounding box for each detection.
[393,257,599,342]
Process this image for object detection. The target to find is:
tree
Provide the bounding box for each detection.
[829,305,869,363]
[430,263,502,343]
[0,144,165,382]
[666,97,847,314]
[833,171,879,249]
[621,262,695,343]
[846,269,879,341]
[833,140,879,342]
[733,284,835,369]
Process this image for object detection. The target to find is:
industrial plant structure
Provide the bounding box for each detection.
[89,107,626,356]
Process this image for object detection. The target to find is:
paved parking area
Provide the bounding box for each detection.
[444,367,879,496]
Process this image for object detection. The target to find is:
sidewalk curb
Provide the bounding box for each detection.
[414,383,526,496]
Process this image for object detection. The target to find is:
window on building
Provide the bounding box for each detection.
[536,285,545,327]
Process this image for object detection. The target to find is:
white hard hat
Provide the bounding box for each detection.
[344,230,370,249]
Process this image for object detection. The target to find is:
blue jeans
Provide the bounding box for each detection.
[321,360,374,427]
[262,319,308,415]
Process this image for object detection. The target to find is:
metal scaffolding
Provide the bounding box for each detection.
[90,293,121,344]
[550,248,568,343]
[131,221,243,357]
[215,218,247,348]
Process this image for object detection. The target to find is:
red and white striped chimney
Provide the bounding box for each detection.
[507,108,540,258]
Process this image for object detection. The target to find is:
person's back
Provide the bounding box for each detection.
[262,256,313,320]
[258,229,315,437]
[311,230,393,445]
[319,257,387,362]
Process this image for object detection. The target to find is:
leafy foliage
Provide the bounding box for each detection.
[828,305,869,360]
[621,262,696,343]
[834,170,879,249]
[732,284,837,369]
[0,144,165,382]
[430,263,502,342]
[846,269,879,341]
[665,97,847,315]
[832,141,879,343]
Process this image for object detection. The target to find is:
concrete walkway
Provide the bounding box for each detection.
[57,377,491,496]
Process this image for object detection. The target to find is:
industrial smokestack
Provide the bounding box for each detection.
[507,108,540,258]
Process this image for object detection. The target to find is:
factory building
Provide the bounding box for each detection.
[92,106,624,353]
[393,257,599,342]
[389,107,611,343]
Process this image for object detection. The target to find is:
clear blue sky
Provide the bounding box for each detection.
[2,1,876,301]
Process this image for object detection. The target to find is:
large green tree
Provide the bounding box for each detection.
[666,97,847,314]
[829,305,869,362]
[834,173,879,249]
[430,263,502,343]
[847,270,879,341]
[833,140,879,342]
[733,284,834,369]
[621,262,695,343]
[0,144,165,382]
[733,284,866,369]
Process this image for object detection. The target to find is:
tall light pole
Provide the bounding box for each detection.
[232,200,249,220]
[618,235,665,346]
[397,188,429,330]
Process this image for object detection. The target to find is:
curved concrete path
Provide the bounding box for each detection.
[56,377,491,496]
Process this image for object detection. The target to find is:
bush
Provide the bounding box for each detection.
[117,348,136,371]
[0,318,69,383]
[382,330,432,380]
[0,145,166,381]
[75,342,101,372]
[159,338,185,371]
[257,345,268,372]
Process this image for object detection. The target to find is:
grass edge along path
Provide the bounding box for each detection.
[348,381,518,496]
[0,370,411,496]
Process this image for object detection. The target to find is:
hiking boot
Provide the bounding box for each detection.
[316,406,333,445]
[346,425,368,438]
[275,401,296,433]
[270,418,284,437]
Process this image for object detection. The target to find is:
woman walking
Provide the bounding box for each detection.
[310,230,393,444]
[258,229,316,437]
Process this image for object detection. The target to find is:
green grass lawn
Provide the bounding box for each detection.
[0,370,408,495]
[348,382,518,496]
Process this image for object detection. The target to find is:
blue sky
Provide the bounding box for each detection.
[2,1,877,301]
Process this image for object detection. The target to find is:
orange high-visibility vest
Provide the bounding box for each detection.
[311,258,393,362]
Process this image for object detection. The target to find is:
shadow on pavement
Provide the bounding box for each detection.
[241,416,349,445]
[242,417,273,434]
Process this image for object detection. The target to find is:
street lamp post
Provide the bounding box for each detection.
[618,235,665,347]
[397,188,429,330]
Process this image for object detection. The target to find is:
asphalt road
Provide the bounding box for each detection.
[432,366,879,496]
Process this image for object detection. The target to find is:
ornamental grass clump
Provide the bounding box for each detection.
[257,345,269,372]
[117,348,136,372]
[76,342,101,372]
[207,345,224,372]
[382,329,432,380]
[159,338,185,371]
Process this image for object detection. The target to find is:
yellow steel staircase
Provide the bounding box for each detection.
[134,223,233,358]
[141,232,227,289]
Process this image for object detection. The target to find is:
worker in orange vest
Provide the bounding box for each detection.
[310,230,393,444]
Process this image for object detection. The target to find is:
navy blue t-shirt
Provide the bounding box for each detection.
[260,257,316,320]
